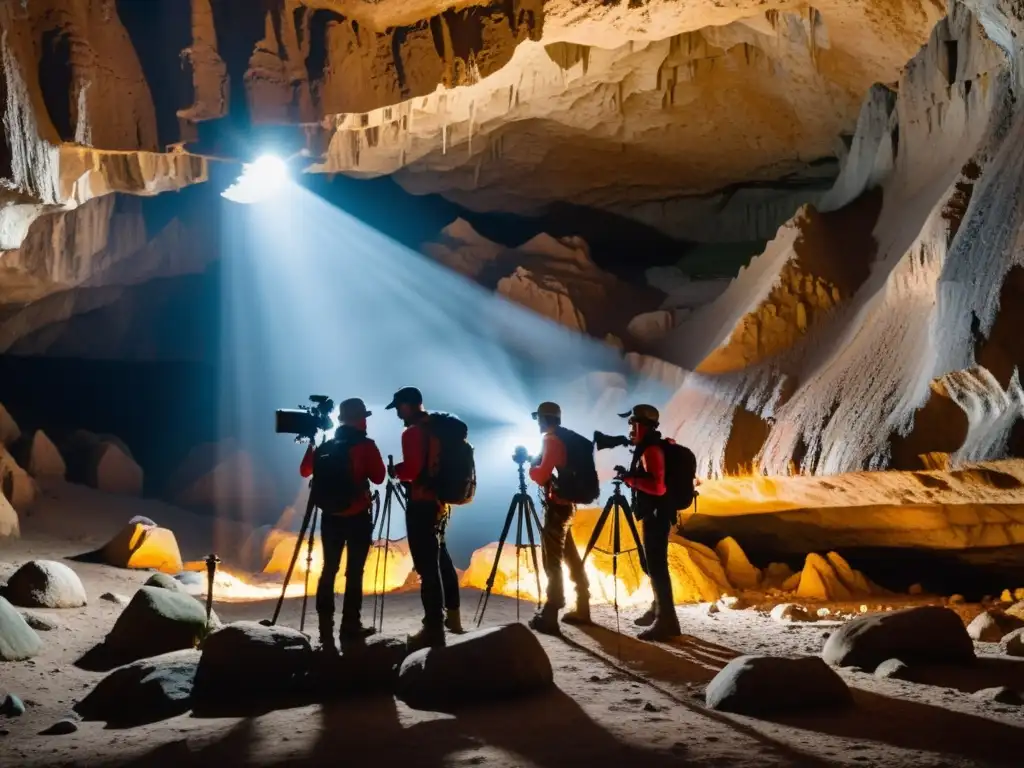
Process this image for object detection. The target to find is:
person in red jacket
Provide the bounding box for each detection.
[386,386,462,650]
[619,404,681,641]
[527,401,590,633]
[300,397,385,651]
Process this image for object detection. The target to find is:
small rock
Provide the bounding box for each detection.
[643,701,661,712]
[859,605,868,613]
[99,592,129,606]
[821,631,832,641]
[18,610,61,631]
[1000,589,1014,603]
[717,595,745,611]
[4,561,87,609]
[0,693,26,716]
[175,572,204,588]
[770,603,813,623]
[823,606,974,670]
[948,594,965,605]
[1016,588,1024,602]
[971,686,1024,705]
[874,658,911,680]
[144,573,188,593]
[1000,628,1024,657]
[908,584,923,596]
[703,602,720,616]
[705,655,852,714]
[817,608,831,618]
[40,718,78,735]
[967,610,1024,642]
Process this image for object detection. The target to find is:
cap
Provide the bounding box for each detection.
[339,398,372,420]
[385,386,423,410]
[618,404,660,425]
[532,402,561,420]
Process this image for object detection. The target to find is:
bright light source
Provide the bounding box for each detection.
[221,154,290,204]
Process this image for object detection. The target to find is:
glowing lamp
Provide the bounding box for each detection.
[221,154,290,204]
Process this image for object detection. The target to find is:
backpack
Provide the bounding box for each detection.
[553,427,601,504]
[423,413,476,505]
[661,438,697,511]
[309,436,366,513]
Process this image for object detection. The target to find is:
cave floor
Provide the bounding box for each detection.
[2,528,1023,767]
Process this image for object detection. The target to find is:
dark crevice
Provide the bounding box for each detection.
[0,64,12,178]
[443,8,485,64]
[305,10,338,87]
[429,16,446,60]
[891,123,900,161]
[115,0,194,150]
[391,27,409,96]
[944,39,958,85]
[38,29,75,142]
[293,6,306,49]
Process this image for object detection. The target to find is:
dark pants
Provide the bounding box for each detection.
[641,510,675,617]
[407,500,460,627]
[541,500,589,609]
[316,511,372,625]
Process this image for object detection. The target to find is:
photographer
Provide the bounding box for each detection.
[527,401,593,634]
[618,404,682,641]
[300,398,385,651]
[386,386,463,650]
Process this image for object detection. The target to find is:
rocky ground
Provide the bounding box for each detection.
[2,506,1024,767]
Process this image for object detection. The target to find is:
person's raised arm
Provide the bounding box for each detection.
[395,425,425,483]
[625,443,666,496]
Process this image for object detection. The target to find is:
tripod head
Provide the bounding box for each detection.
[512,445,535,495]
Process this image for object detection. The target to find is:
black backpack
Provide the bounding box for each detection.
[424,413,476,505]
[553,427,601,505]
[309,436,365,513]
[661,439,697,511]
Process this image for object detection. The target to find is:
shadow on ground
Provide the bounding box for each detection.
[574,621,1024,766]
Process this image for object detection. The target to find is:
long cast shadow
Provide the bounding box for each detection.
[575,622,1024,765]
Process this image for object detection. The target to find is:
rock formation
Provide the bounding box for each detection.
[659,5,1024,478]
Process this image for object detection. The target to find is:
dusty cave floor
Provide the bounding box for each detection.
[2,529,1024,768]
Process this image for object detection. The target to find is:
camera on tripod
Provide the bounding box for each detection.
[275,394,335,443]
[594,431,631,452]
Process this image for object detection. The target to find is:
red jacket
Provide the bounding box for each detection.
[529,431,567,502]
[394,421,439,503]
[300,438,386,516]
[623,442,666,497]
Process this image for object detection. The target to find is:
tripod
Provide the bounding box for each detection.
[581,478,648,637]
[265,476,320,634]
[371,457,407,633]
[474,457,544,627]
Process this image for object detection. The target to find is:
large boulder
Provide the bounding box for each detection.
[105,586,209,660]
[967,610,1024,642]
[101,521,183,573]
[705,655,853,715]
[13,430,65,480]
[63,431,142,496]
[75,649,199,725]
[0,446,38,512]
[0,404,20,447]
[193,622,313,709]
[0,595,43,660]
[0,492,18,538]
[1001,628,1024,657]
[715,537,761,590]
[396,623,553,710]
[4,560,87,609]
[822,606,974,670]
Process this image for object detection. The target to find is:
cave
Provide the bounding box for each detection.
[2,1,1024,763]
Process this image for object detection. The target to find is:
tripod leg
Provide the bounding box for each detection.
[523,496,543,610]
[515,498,525,622]
[372,484,391,631]
[619,496,649,574]
[379,483,394,632]
[269,493,316,626]
[300,506,318,634]
[582,496,614,564]
[612,500,622,650]
[474,495,519,627]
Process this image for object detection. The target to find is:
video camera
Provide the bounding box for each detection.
[275,395,335,443]
[593,431,631,452]
[512,445,535,466]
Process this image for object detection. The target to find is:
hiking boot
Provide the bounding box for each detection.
[528,604,561,635]
[637,614,681,642]
[561,597,592,626]
[318,615,338,654]
[633,606,657,627]
[407,623,446,652]
[444,608,465,634]
[339,622,376,643]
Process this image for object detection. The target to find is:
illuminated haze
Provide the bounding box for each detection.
[218,166,672,563]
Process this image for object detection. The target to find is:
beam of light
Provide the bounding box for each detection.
[218,181,675,565]
[220,154,290,204]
